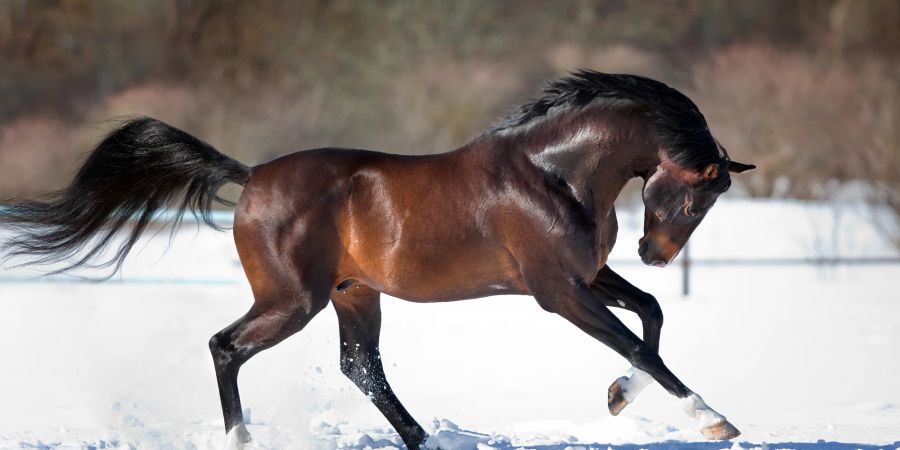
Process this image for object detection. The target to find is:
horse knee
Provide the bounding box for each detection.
[643,297,663,328]
[633,292,662,327]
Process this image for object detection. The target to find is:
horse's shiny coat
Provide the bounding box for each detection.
[1,71,754,449]
[224,83,751,447]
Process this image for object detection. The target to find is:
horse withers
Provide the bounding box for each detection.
[0,71,755,449]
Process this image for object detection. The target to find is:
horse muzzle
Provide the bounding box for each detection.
[638,237,671,268]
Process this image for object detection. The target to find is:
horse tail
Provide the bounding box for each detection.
[0,117,251,277]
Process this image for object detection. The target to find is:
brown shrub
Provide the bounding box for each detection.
[0,117,78,195]
[691,44,898,199]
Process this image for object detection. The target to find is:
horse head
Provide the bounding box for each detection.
[638,155,754,267]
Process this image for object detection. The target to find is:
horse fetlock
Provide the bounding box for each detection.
[620,367,654,403]
[608,367,654,415]
[678,393,739,440]
[679,392,724,425]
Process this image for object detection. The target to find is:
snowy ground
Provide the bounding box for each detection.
[1,199,898,450]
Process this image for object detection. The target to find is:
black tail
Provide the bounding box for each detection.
[0,117,251,276]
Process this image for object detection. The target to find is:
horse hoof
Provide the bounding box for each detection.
[226,424,253,449]
[607,378,629,416]
[701,420,741,440]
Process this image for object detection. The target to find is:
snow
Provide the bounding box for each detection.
[1,199,899,449]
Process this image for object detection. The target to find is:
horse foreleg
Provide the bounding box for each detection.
[590,266,663,415]
[332,285,428,450]
[533,280,739,440]
[592,266,664,350]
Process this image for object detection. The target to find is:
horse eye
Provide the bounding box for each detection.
[685,206,697,217]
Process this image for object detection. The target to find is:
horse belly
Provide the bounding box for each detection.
[344,232,525,302]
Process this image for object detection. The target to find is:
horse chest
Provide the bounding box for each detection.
[540,203,618,280]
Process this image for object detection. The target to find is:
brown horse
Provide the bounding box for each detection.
[1,71,754,449]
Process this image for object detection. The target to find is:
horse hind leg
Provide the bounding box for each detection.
[332,284,428,450]
[209,299,327,449]
[210,227,334,449]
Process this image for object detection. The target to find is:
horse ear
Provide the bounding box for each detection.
[701,163,719,180]
[727,161,756,173]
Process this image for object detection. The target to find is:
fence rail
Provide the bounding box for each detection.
[4,253,898,294]
[2,210,899,295]
[675,243,900,295]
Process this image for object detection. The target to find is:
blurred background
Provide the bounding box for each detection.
[1,0,898,246]
[2,2,900,448]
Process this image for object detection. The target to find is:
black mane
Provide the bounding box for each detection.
[491,70,725,171]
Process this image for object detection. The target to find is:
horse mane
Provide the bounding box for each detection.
[490,70,726,172]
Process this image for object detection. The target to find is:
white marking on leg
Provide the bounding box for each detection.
[618,367,654,403]
[679,392,727,428]
[225,423,252,450]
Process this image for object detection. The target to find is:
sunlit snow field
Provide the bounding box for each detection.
[1,199,898,449]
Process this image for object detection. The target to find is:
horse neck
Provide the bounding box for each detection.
[495,107,660,211]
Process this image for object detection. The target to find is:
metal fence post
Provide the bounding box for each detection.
[681,242,690,296]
